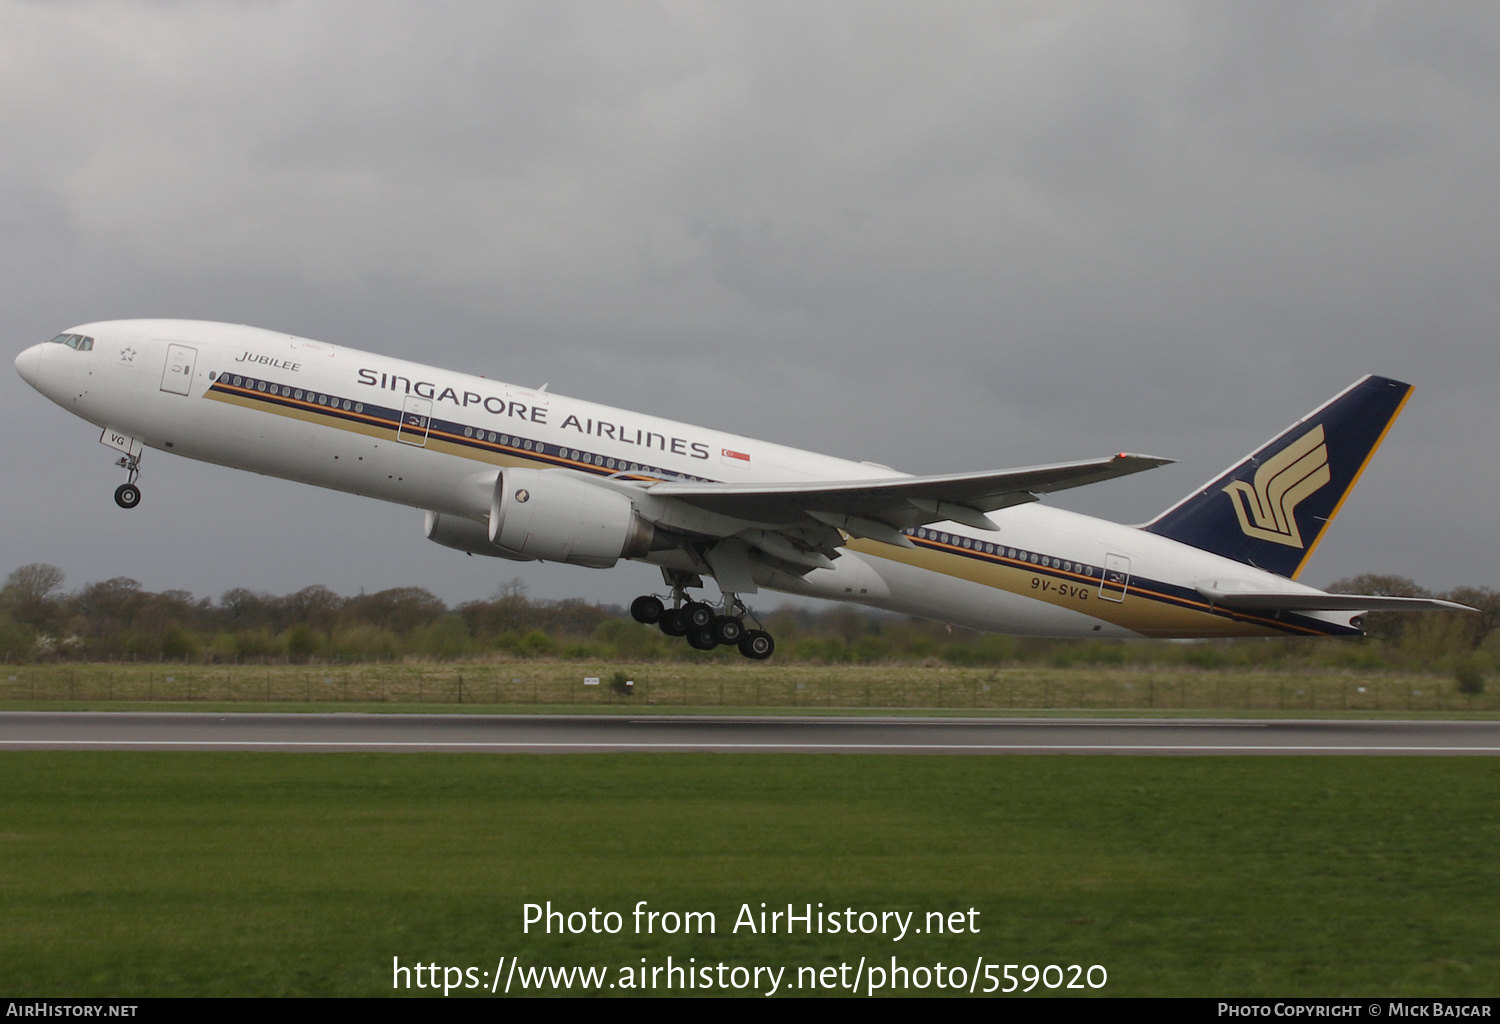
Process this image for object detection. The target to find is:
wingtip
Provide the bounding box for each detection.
[1114,452,1176,467]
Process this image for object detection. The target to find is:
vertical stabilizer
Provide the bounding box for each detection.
[1141,375,1412,579]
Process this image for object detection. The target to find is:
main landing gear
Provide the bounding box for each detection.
[629,591,775,660]
[113,451,142,509]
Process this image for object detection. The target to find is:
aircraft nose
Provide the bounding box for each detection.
[14,343,43,388]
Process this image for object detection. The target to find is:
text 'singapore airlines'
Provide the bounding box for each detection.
[14,321,1470,657]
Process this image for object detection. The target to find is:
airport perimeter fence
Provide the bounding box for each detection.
[0,663,1493,713]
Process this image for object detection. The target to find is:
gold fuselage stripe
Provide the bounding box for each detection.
[207,379,1344,638]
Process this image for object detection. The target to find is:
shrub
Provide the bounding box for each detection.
[284,624,321,661]
[233,629,280,660]
[1454,656,1486,696]
[160,625,200,661]
[0,613,34,661]
[519,630,555,657]
[416,616,475,660]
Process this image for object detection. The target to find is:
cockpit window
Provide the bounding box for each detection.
[48,333,94,351]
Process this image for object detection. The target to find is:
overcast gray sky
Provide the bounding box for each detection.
[3,0,1496,609]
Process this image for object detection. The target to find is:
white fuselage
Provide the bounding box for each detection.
[15,320,1352,639]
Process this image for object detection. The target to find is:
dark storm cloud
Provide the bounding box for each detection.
[2,1,1495,605]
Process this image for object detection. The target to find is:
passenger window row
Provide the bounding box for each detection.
[908,526,1096,578]
[209,372,707,483]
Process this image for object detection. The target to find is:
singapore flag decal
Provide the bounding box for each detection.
[721,448,751,468]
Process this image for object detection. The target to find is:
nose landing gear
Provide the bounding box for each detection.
[113,452,142,509]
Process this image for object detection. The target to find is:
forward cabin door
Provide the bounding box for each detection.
[159,343,197,396]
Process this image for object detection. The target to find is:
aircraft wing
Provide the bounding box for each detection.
[644,453,1172,543]
[1195,587,1475,614]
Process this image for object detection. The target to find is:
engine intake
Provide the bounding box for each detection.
[489,468,654,568]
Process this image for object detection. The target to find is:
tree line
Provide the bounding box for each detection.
[1,564,1494,685]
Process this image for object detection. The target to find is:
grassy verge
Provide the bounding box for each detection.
[1,661,1494,715]
[1,752,1496,996]
[3,701,1499,720]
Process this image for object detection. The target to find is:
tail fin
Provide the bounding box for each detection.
[1141,375,1413,579]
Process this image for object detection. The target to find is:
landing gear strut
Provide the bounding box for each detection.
[630,572,775,659]
[113,452,142,509]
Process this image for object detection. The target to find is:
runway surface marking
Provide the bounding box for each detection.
[3,712,1498,755]
[1,740,1498,753]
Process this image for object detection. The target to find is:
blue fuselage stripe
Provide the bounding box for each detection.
[209,374,1355,638]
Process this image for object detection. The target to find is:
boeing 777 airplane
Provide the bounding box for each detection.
[13,321,1467,657]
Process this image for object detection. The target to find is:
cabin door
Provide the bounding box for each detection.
[398,396,433,446]
[159,344,197,396]
[1099,553,1131,602]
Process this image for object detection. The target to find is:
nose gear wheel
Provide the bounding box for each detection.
[112,451,143,509]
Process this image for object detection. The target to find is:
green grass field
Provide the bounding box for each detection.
[3,661,1494,714]
[1,752,1496,996]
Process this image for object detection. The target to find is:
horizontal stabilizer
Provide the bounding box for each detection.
[1195,585,1475,614]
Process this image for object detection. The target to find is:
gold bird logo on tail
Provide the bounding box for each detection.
[1223,424,1331,548]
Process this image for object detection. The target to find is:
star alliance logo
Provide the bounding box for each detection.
[1223,424,1331,548]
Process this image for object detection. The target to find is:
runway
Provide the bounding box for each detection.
[1,712,1498,754]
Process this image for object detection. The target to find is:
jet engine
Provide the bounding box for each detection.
[424,509,535,561]
[489,468,655,568]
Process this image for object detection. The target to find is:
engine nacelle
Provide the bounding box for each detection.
[489,468,655,568]
[424,509,536,561]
